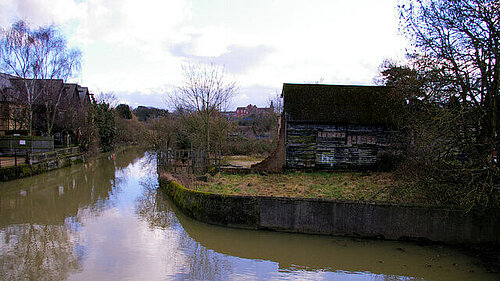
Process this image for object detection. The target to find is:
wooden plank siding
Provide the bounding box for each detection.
[282,83,400,170]
[285,123,396,170]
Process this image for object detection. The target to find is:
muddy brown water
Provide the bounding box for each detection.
[0,148,497,280]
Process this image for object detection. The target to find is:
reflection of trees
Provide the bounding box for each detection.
[135,151,182,230]
[135,177,177,229]
[179,234,230,281]
[0,148,142,281]
[0,152,122,226]
[114,147,146,170]
[0,224,81,281]
[135,175,231,280]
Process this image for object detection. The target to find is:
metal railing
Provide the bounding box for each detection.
[0,151,29,167]
[0,147,80,168]
[157,149,221,174]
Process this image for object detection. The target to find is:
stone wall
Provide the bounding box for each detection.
[162,180,260,229]
[160,178,500,243]
[0,154,83,182]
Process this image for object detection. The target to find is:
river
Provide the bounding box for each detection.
[0,148,497,280]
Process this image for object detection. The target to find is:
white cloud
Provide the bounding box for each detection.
[74,0,190,46]
[168,25,234,58]
[0,0,407,109]
[0,0,83,28]
[170,42,274,74]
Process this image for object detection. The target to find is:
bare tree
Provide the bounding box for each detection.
[386,0,500,209]
[266,91,283,141]
[400,0,499,148]
[267,90,283,115]
[0,21,81,135]
[94,91,118,108]
[144,116,178,151]
[169,63,238,152]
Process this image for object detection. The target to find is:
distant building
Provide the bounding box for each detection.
[224,104,274,120]
[235,106,249,117]
[219,104,276,140]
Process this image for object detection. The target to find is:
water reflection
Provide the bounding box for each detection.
[0,224,81,281]
[0,148,497,281]
[139,177,497,281]
[0,148,145,281]
[135,175,232,280]
[135,177,175,230]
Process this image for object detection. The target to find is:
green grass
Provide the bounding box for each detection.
[191,171,414,203]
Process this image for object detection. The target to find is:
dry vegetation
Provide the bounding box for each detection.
[221,155,266,168]
[189,172,416,203]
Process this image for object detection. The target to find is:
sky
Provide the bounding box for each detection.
[0,0,407,110]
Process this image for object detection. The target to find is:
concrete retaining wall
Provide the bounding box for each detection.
[0,154,83,182]
[161,180,260,229]
[159,178,500,243]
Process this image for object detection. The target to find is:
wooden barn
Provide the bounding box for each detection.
[283,83,398,170]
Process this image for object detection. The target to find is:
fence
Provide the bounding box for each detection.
[29,147,80,164]
[157,149,221,174]
[0,135,54,154]
[0,146,80,168]
[0,151,29,168]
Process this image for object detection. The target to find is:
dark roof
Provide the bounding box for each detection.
[7,78,65,104]
[64,83,79,102]
[0,73,93,106]
[77,85,88,99]
[282,83,393,125]
[64,83,78,92]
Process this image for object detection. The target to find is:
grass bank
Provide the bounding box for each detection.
[189,172,416,204]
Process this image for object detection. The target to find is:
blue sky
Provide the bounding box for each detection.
[0,0,406,109]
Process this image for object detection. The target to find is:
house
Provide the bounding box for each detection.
[0,73,93,138]
[0,73,26,134]
[235,106,249,118]
[51,83,93,145]
[231,104,274,119]
[77,85,93,105]
[221,104,274,120]
[240,104,273,118]
[282,83,398,170]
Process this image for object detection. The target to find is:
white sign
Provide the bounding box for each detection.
[19,140,26,145]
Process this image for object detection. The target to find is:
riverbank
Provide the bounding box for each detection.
[159,174,500,244]
[2,148,497,280]
[0,149,83,182]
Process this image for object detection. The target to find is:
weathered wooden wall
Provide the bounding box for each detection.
[285,123,396,169]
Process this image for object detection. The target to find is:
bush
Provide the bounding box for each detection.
[116,104,133,119]
[114,116,146,146]
[222,139,275,155]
